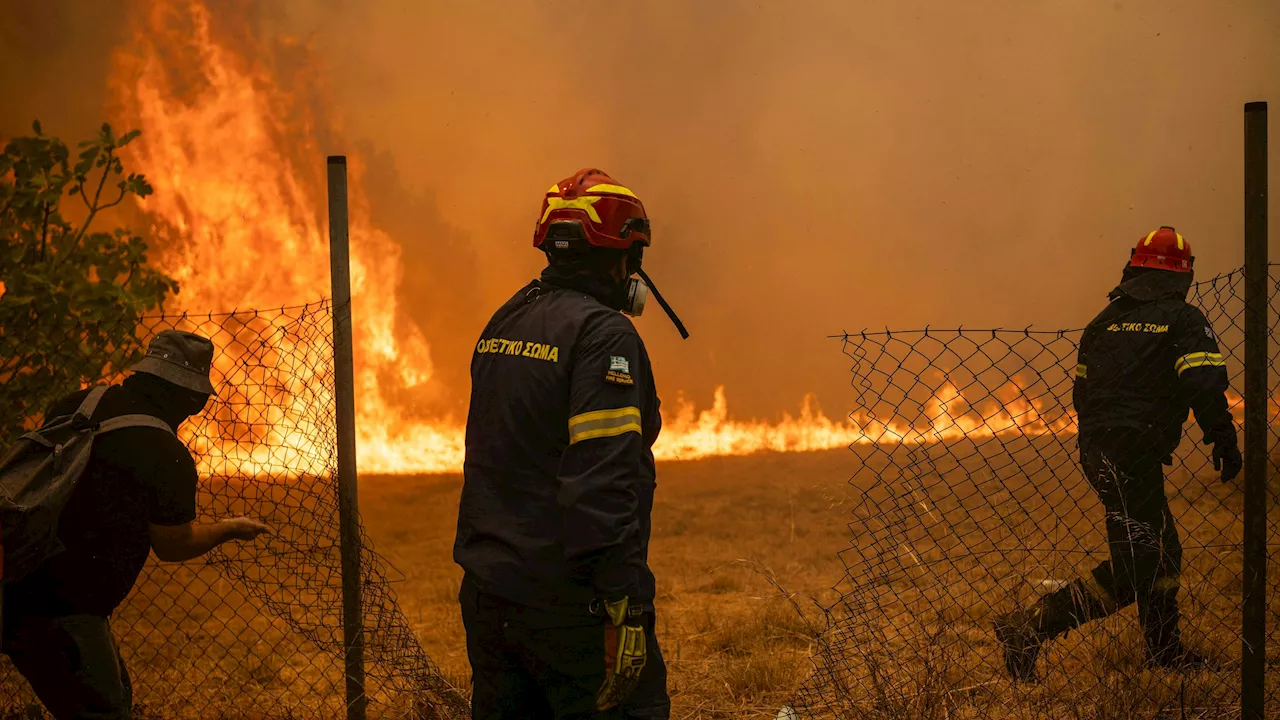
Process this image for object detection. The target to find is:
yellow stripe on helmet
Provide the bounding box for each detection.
[541,196,602,224]
[584,183,637,198]
[1144,230,1158,246]
[547,184,560,195]
[1175,232,1184,250]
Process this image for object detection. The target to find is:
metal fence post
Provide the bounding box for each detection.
[1242,101,1268,720]
[327,155,367,720]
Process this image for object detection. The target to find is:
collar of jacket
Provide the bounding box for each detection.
[538,266,627,311]
[1107,268,1193,303]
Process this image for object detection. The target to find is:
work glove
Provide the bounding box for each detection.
[595,597,647,712]
[1212,440,1242,483]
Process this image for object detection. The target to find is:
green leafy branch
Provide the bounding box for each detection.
[0,121,178,444]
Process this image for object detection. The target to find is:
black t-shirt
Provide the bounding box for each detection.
[5,385,199,618]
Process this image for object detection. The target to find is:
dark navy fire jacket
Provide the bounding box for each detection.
[454,275,661,615]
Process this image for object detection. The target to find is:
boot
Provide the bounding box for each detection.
[1140,588,1208,671]
[993,607,1048,683]
[994,575,1121,683]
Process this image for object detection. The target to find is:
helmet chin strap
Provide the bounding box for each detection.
[634,268,690,340]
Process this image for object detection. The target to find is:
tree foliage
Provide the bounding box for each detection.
[0,121,178,444]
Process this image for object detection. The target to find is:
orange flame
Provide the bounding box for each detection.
[113,0,460,473]
[109,0,1082,476]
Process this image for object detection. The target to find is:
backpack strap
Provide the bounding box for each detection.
[17,431,56,449]
[96,414,176,437]
[73,386,111,422]
[72,386,175,436]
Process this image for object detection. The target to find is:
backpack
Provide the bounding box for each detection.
[0,385,176,584]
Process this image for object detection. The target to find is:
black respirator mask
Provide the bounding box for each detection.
[619,234,689,339]
[544,219,690,339]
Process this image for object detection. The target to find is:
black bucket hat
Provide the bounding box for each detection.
[127,330,216,395]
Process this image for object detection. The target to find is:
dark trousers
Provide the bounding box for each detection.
[1067,443,1184,655]
[459,577,670,720]
[1,613,132,720]
[1082,445,1182,605]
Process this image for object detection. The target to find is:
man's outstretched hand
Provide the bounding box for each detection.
[152,517,273,562]
[223,517,273,541]
[1212,441,1242,483]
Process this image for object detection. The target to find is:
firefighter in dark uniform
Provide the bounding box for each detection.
[995,226,1242,682]
[455,169,686,719]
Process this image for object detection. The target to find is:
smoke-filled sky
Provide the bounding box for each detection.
[3,0,1279,420]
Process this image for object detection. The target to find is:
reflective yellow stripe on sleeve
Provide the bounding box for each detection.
[569,406,642,444]
[1075,364,1087,379]
[1174,352,1226,376]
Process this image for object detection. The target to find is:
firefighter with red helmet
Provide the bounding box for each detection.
[455,170,684,718]
[995,227,1242,682]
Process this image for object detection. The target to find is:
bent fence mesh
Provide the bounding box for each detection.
[0,301,469,719]
[789,267,1278,719]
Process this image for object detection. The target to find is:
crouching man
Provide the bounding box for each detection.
[1,330,272,720]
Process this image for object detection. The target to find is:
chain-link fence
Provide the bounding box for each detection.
[789,267,1278,719]
[0,301,469,719]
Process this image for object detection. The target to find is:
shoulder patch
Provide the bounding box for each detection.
[605,355,634,385]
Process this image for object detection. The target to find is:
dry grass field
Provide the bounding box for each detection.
[359,443,1279,720]
[0,450,855,719]
[359,449,857,719]
[3,446,1276,719]
[787,437,1280,720]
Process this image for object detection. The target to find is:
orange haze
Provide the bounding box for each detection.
[2,0,1279,472]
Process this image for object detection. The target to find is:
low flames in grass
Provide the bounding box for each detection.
[108,0,1085,477]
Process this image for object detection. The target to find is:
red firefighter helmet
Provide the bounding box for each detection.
[1130,226,1193,272]
[533,169,650,252]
